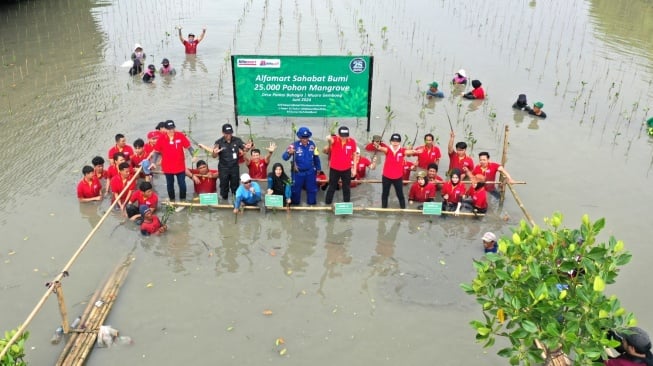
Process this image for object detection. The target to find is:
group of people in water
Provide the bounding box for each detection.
[127,26,206,83]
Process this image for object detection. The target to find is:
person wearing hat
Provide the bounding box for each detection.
[325,126,358,204]
[528,101,547,118]
[452,69,468,85]
[372,133,422,209]
[186,160,219,195]
[140,205,167,236]
[481,232,497,253]
[144,131,159,156]
[197,123,249,201]
[282,126,322,205]
[233,173,262,213]
[142,64,157,83]
[447,130,475,180]
[606,327,653,365]
[159,58,176,76]
[441,168,467,214]
[131,43,146,64]
[178,26,206,54]
[426,81,444,99]
[512,94,532,112]
[462,79,485,99]
[150,120,196,205]
[408,171,436,207]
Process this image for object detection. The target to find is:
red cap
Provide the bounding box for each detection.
[147,131,159,139]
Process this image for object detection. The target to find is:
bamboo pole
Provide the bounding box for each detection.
[54,283,70,334]
[500,125,510,204]
[55,286,103,365]
[506,182,536,226]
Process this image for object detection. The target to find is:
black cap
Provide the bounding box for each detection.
[222,123,234,133]
[165,120,176,129]
[161,58,169,65]
[338,126,350,137]
[147,64,156,71]
[390,133,401,142]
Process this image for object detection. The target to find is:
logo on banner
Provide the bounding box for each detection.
[349,58,367,74]
[236,58,281,68]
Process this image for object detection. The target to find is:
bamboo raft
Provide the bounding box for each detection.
[56,255,134,366]
[164,201,485,217]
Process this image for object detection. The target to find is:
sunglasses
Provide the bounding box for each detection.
[243,180,251,184]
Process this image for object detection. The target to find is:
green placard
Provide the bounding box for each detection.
[422,202,442,216]
[199,193,218,205]
[265,194,284,208]
[334,202,354,215]
[232,55,372,117]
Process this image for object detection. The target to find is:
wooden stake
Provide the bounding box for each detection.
[54,282,70,334]
[500,125,510,204]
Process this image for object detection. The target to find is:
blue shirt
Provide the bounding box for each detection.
[234,182,261,209]
[282,140,321,172]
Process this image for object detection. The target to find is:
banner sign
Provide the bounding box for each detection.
[232,55,373,118]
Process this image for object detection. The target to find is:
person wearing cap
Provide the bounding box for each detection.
[77,165,103,203]
[283,126,322,205]
[178,26,206,54]
[528,101,547,118]
[110,162,136,215]
[140,205,167,236]
[159,58,176,76]
[452,69,468,85]
[441,169,467,214]
[142,64,157,83]
[144,131,159,156]
[245,142,277,180]
[196,123,249,201]
[186,160,219,195]
[325,126,358,204]
[131,43,146,64]
[107,133,135,166]
[150,120,197,204]
[482,232,498,253]
[447,131,474,179]
[471,151,515,197]
[426,81,444,99]
[512,94,532,112]
[606,327,653,365]
[462,79,485,99]
[415,133,442,172]
[408,171,436,207]
[233,173,261,213]
[372,133,422,209]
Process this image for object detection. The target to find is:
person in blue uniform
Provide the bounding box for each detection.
[282,127,321,205]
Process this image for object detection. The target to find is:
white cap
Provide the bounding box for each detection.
[482,232,497,242]
[457,69,466,77]
[134,43,143,51]
[240,173,251,182]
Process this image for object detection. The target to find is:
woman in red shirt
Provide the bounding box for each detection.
[373,133,421,209]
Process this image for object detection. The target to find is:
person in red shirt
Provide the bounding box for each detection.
[110,162,136,214]
[351,147,373,188]
[470,151,515,197]
[129,181,158,212]
[447,131,474,179]
[604,327,653,366]
[139,205,167,236]
[441,169,467,213]
[105,152,127,182]
[77,165,102,203]
[463,179,488,214]
[107,133,135,165]
[245,143,276,180]
[325,126,358,204]
[150,120,196,203]
[408,171,436,206]
[144,131,159,156]
[91,156,108,196]
[131,138,152,180]
[426,163,445,186]
[372,133,421,209]
[415,133,442,170]
[402,159,416,185]
[462,79,485,99]
[178,26,206,54]
[186,160,219,195]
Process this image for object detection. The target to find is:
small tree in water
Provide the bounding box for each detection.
[461,213,635,365]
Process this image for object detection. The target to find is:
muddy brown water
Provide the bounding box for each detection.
[0,0,652,364]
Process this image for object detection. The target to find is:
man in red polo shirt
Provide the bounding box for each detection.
[469,151,515,196]
[150,120,196,204]
[186,160,219,195]
[77,166,102,202]
[245,143,276,180]
[110,162,136,213]
[178,26,206,54]
[107,133,135,165]
[325,126,358,204]
[415,133,442,171]
[447,131,474,179]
